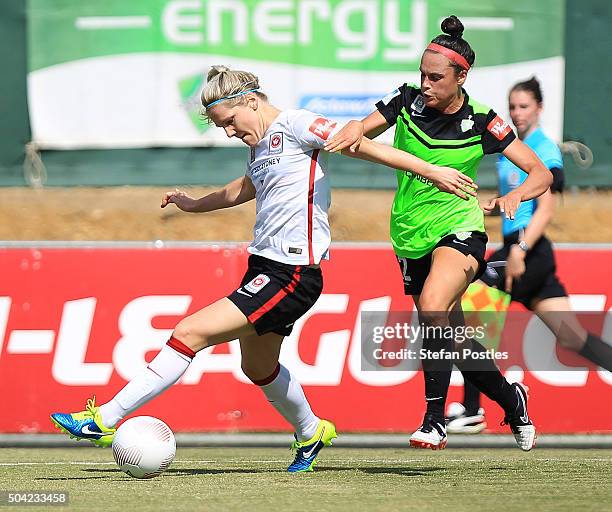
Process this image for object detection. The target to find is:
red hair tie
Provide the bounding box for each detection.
[426,43,470,71]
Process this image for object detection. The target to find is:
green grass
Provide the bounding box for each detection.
[1,447,611,512]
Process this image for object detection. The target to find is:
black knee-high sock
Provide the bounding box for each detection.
[421,328,453,423]
[579,333,612,372]
[456,339,516,414]
[463,379,482,416]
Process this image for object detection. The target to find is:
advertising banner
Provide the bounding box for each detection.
[27,0,565,148]
[1,244,610,434]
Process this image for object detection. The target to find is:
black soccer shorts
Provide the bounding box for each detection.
[228,254,323,336]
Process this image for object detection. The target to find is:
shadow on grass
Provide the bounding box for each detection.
[314,466,445,477]
[37,466,446,479]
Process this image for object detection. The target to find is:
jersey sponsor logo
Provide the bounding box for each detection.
[308,117,337,140]
[410,94,426,114]
[413,173,433,186]
[244,274,271,294]
[251,157,280,176]
[460,115,474,132]
[381,88,400,106]
[487,115,512,140]
[269,132,283,155]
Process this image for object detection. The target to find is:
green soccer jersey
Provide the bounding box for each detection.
[376,84,516,258]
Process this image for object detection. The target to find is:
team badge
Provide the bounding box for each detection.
[269,132,283,155]
[460,115,474,132]
[244,274,271,294]
[455,232,472,241]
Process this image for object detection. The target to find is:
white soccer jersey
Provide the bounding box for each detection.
[246,109,340,265]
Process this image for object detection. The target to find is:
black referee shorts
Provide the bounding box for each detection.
[227,255,323,337]
[480,231,567,308]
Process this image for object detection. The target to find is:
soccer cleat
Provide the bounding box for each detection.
[287,419,337,473]
[501,383,536,451]
[445,402,487,434]
[410,413,447,450]
[50,397,116,448]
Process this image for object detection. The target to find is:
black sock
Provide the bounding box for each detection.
[456,339,516,414]
[579,333,612,372]
[463,379,481,416]
[421,327,453,423]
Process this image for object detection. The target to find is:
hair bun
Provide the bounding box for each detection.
[207,65,231,83]
[527,76,541,87]
[441,15,464,39]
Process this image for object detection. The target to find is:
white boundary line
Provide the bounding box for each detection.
[2,458,611,467]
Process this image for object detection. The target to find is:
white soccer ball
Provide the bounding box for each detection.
[112,416,176,479]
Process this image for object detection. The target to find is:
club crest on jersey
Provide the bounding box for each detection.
[461,115,474,132]
[269,132,283,155]
[308,117,337,140]
[410,95,426,114]
[487,115,512,140]
[244,274,271,294]
[249,147,256,163]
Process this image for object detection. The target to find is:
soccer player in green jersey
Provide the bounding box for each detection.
[447,77,612,435]
[326,16,552,451]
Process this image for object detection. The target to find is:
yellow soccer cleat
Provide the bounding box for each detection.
[50,397,116,448]
[287,419,337,473]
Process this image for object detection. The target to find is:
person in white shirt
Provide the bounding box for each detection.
[51,65,477,473]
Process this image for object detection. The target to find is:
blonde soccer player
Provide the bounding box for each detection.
[51,65,477,472]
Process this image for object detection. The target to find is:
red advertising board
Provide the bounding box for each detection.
[1,244,611,434]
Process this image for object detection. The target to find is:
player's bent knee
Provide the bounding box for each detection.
[242,362,280,385]
[172,320,209,351]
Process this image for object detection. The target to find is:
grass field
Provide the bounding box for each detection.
[1,447,611,512]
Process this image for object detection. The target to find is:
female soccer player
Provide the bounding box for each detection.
[51,65,477,472]
[446,77,612,434]
[325,16,553,451]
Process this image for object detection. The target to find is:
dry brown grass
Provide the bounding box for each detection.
[1,187,611,243]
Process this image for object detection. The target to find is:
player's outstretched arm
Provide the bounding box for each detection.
[161,175,256,213]
[483,139,553,219]
[324,111,389,153]
[343,137,477,200]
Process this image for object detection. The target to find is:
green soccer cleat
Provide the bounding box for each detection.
[288,419,337,473]
[50,397,116,448]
